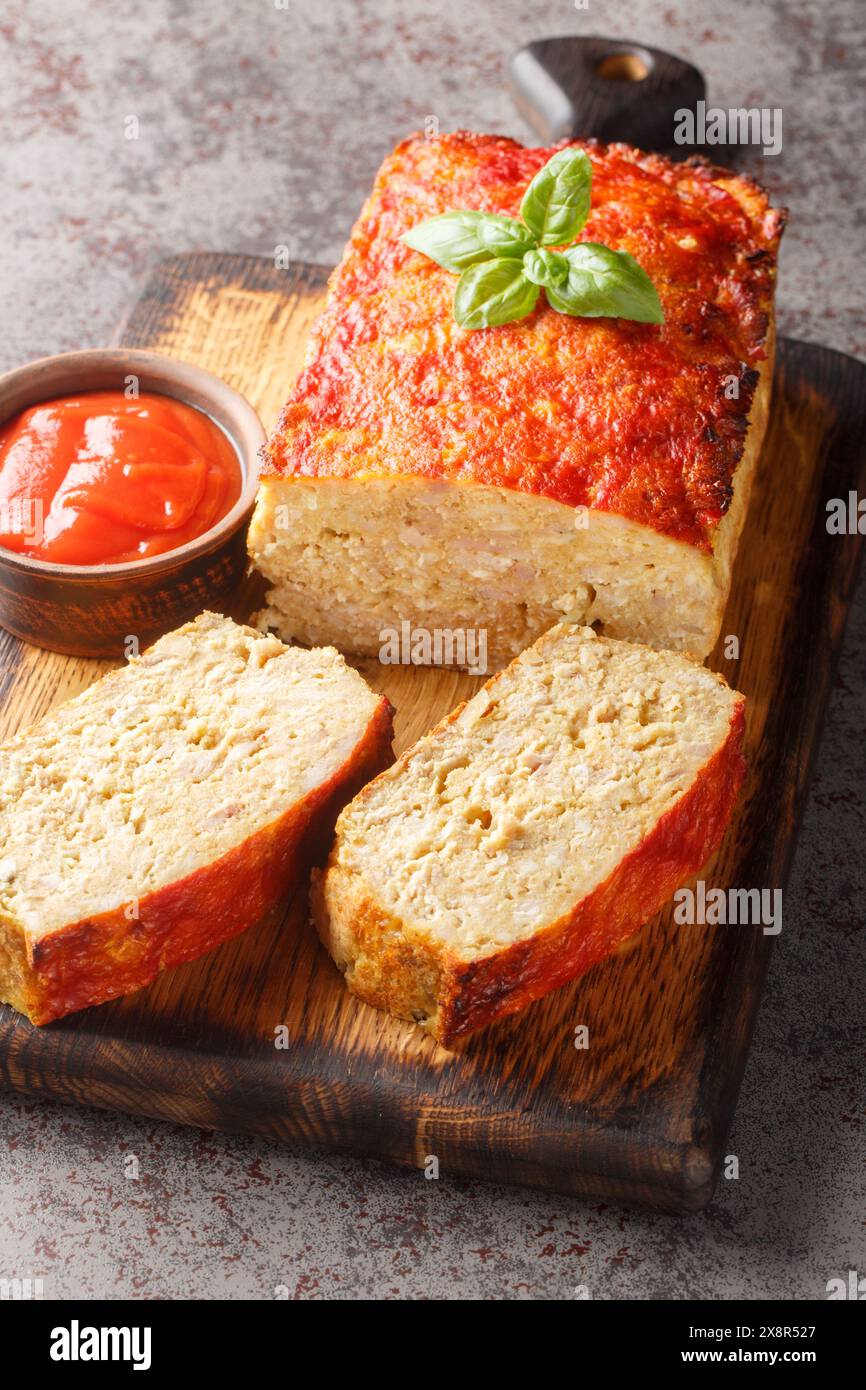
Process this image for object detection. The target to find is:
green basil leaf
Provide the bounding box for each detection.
[401,211,536,272]
[453,258,540,329]
[519,148,593,247]
[546,243,665,323]
[522,247,569,288]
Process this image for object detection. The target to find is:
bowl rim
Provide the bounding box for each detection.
[0,347,265,578]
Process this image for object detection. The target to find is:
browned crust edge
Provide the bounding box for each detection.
[0,696,394,1026]
[314,634,746,1047]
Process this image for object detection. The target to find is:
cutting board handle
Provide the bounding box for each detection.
[510,35,705,150]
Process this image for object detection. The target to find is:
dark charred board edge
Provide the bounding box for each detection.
[1,251,864,1213]
[695,339,866,1206]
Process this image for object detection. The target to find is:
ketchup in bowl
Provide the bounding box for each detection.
[0,391,243,566]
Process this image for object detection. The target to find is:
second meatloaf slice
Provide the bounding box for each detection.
[313,623,745,1044]
[0,612,393,1025]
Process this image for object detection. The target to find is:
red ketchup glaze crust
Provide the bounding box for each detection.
[265,132,785,551]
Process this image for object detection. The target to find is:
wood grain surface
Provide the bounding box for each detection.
[1,253,864,1211]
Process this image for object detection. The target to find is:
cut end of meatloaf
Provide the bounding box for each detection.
[248,395,767,667]
[249,129,784,665]
[312,623,745,1045]
[0,611,393,1025]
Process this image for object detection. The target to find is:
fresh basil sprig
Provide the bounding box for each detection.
[401,210,535,270]
[400,148,664,330]
[520,147,594,247]
[546,243,665,321]
[522,247,569,289]
[453,258,539,329]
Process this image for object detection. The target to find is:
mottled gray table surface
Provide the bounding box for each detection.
[0,0,863,1301]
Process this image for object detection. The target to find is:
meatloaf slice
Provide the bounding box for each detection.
[0,612,393,1024]
[312,623,745,1045]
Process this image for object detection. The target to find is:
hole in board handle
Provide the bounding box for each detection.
[595,52,649,83]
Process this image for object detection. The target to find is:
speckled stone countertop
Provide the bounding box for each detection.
[0,0,863,1301]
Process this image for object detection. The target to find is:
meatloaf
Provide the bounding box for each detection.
[312,623,745,1044]
[249,130,784,669]
[0,612,393,1025]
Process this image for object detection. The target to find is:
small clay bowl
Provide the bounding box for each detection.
[0,349,264,657]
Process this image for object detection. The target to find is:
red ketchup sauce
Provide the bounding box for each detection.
[0,391,243,565]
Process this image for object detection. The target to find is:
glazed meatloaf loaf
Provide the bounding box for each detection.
[313,623,745,1044]
[0,612,393,1025]
[249,131,785,669]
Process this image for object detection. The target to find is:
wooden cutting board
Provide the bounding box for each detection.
[1,253,864,1211]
